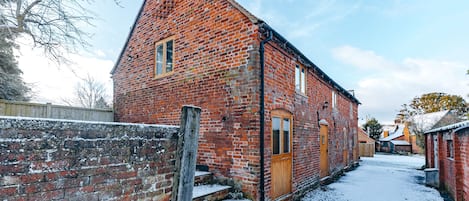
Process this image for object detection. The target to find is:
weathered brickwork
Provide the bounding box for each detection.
[263,43,359,198]
[113,0,359,200]
[426,127,469,201]
[0,117,179,201]
[456,128,469,200]
[113,0,262,198]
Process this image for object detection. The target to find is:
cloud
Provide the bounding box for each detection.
[332,45,400,70]
[333,45,469,124]
[17,39,114,105]
[237,0,362,39]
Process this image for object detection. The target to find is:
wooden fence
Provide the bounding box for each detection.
[359,143,375,157]
[0,99,113,122]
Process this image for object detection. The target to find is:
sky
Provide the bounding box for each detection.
[18,0,469,125]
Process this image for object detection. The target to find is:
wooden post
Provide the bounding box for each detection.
[172,106,202,201]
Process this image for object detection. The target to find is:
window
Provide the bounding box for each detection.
[272,111,292,155]
[155,37,174,77]
[447,140,454,158]
[332,91,337,109]
[295,65,306,94]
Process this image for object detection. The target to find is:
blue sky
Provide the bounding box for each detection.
[19,0,469,124]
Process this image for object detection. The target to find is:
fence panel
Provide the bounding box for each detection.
[0,99,113,122]
[359,143,375,157]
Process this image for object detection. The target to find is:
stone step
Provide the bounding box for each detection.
[192,184,231,201]
[194,171,213,185]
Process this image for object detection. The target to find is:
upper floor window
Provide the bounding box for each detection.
[332,91,337,109]
[155,37,174,77]
[295,65,306,94]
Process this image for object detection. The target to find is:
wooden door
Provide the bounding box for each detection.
[271,111,292,199]
[320,124,329,178]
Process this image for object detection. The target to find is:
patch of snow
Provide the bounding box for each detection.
[391,140,411,145]
[410,111,448,131]
[380,124,405,141]
[195,171,212,177]
[0,115,179,128]
[192,184,231,199]
[302,154,443,201]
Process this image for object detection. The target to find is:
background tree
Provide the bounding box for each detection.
[1,0,120,63]
[362,118,383,141]
[0,30,30,100]
[63,74,110,109]
[404,92,468,118]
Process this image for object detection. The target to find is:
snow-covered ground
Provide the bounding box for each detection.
[302,153,443,201]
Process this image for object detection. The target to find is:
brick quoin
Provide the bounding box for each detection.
[113,0,360,200]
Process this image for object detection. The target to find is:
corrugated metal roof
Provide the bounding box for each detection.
[425,120,469,134]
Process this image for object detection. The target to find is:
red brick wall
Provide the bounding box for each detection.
[455,128,469,201]
[439,132,457,199]
[112,0,262,198]
[262,42,359,198]
[0,117,179,201]
[113,0,359,200]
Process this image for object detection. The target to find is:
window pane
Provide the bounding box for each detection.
[156,44,163,75]
[301,68,306,93]
[283,118,290,153]
[272,117,280,155]
[295,65,300,91]
[166,40,173,72]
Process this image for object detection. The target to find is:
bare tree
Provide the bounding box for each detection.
[64,74,110,109]
[0,0,120,63]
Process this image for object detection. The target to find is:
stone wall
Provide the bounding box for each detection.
[0,117,179,201]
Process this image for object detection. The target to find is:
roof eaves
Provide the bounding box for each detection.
[425,120,469,134]
[110,0,147,75]
[259,23,361,104]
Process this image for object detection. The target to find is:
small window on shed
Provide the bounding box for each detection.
[447,140,454,159]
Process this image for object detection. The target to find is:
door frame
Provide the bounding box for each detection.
[270,109,293,199]
[319,119,329,178]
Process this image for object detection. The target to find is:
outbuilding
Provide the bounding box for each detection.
[424,121,469,201]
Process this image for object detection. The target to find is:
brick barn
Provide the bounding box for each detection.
[111,0,360,200]
[425,121,469,201]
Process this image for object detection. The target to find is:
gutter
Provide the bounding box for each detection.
[259,26,272,201]
[260,23,360,105]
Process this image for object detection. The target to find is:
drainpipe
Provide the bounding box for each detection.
[259,26,272,201]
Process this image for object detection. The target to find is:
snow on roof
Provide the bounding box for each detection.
[425,120,469,134]
[410,110,449,131]
[391,140,411,146]
[380,124,405,141]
